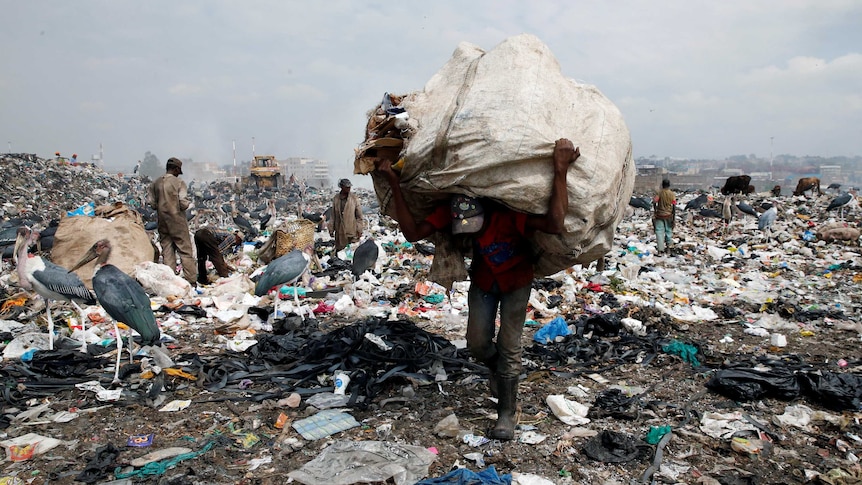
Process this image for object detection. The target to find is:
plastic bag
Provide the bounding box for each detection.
[133,261,193,298]
[799,371,862,411]
[582,430,651,463]
[533,316,571,344]
[706,368,801,402]
[288,440,437,485]
[66,201,95,217]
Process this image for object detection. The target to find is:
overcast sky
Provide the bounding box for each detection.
[3,1,861,187]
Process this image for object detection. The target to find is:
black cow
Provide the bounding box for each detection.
[721,175,752,195]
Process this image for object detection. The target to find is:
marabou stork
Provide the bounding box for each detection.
[351,239,379,279]
[254,249,310,306]
[736,201,758,217]
[758,206,778,242]
[699,207,723,219]
[70,239,160,382]
[14,227,96,351]
[233,212,259,239]
[685,194,711,212]
[827,192,854,219]
[628,196,652,212]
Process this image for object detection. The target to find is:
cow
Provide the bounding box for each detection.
[793,177,821,197]
[720,175,752,195]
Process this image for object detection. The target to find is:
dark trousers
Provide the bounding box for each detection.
[465,281,531,379]
[194,229,230,283]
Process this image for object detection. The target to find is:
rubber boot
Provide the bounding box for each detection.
[489,377,518,440]
[484,355,499,398]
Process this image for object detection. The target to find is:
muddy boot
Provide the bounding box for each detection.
[489,377,518,440]
[484,355,499,398]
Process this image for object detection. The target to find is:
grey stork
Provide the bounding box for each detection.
[351,239,379,279]
[827,192,855,220]
[628,196,652,212]
[758,206,778,242]
[685,193,711,211]
[69,239,160,382]
[736,201,758,217]
[254,249,310,314]
[14,227,96,351]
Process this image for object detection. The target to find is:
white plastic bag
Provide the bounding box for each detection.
[133,261,192,298]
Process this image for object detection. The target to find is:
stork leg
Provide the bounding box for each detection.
[113,321,123,383]
[126,329,135,366]
[46,300,54,351]
[70,301,88,352]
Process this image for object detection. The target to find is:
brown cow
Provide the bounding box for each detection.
[793,177,821,196]
[721,175,752,195]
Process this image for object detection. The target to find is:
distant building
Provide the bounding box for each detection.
[819,165,842,185]
[281,157,331,189]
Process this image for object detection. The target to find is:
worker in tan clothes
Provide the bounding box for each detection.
[148,157,197,285]
[327,178,365,253]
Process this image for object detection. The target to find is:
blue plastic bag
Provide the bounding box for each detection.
[533,316,571,344]
[67,201,95,217]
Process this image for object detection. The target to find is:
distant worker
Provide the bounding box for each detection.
[652,179,676,254]
[194,227,243,284]
[327,178,364,253]
[70,154,78,165]
[148,157,197,285]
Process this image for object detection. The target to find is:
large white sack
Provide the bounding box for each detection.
[133,261,192,298]
[365,34,634,284]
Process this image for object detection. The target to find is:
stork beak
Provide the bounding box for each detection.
[69,246,99,273]
[12,232,24,265]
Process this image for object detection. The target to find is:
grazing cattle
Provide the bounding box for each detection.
[793,177,821,196]
[720,175,752,195]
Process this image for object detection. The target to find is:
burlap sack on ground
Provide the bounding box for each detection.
[360,34,634,288]
[52,202,158,289]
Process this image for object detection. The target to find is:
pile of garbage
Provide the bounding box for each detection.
[0,147,861,483]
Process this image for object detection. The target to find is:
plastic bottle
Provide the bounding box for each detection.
[333,373,350,395]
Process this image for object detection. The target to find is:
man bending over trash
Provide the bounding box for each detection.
[375,138,579,440]
[194,227,244,285]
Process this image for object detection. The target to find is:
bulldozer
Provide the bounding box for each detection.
[244,155,283,190]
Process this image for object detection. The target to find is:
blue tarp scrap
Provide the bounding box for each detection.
[415,465,512,485]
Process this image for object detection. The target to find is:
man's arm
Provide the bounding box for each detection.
[353,194,364,232]
[177,180,191,211]
[526,138,580,234]
[147,181,157,208]
[375,160,438,242]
